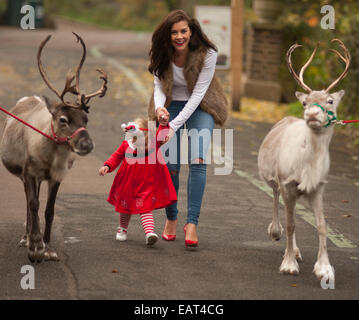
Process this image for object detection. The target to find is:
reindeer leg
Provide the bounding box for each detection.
[293,232,302,262]
[43,180,61,261]
[19,186,31,247]
[308,184,334,283]
[20,180,42,247]
[268,182,283,241]
[279,184,299,275]
[24,173,45,263]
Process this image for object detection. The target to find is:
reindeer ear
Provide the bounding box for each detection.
[42,96,57,116]
[295,91,308,105]
[295,91,306,100]
[332,90,345,100]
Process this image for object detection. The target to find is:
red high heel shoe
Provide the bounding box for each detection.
[162,219,177,241]
[184,224,198,248]
[162,233,176,241]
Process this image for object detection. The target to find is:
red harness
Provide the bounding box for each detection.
[50,122,86,144]
[0,105,86,145]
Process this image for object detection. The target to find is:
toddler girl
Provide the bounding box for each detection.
[99,118,177,246]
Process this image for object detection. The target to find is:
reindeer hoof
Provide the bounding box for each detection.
[314,262,335,282]
[44,247,59,261]
[268,222,283,241]
[295,248,303,262]
[19,235,28,247]
[279,253,299,275]
[28,251,44,263]
[27,235,45,263]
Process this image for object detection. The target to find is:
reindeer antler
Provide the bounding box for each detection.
[37,35,63,100]
[72,32,86,99]
[71,33,108,108]
[37,33,108,113]
[82,69,108,104]
[286,43,319,93]
[60,70,77,101]
[326,39,351,92]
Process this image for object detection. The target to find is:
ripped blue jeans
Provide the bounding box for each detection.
[161,101,214,225]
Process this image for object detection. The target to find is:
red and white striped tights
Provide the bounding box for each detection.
[119,212,154,234]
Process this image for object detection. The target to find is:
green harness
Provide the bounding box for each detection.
[311,103,336,128]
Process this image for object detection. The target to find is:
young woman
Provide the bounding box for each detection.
[148,9,228,248]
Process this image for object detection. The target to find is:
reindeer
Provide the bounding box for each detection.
[0,33,107,262]
[257,39,350,285]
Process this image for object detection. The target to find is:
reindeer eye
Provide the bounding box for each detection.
[59,116,68,124]
[328,99,333,104]
[302,101,307,107]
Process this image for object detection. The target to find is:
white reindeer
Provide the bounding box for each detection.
[258,39,350,285]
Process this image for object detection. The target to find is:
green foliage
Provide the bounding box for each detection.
[44,0,231,31]
[279,0,359,119]
[44,0,169,31]
[286,100,304,118]
[0,1,7,15]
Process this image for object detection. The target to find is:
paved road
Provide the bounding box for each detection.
[0,20,359,300]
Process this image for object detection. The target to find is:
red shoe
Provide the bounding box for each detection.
[185,239,199,248]
[184,224,198,248]
[162,233,176,241]
[162,219,177,241]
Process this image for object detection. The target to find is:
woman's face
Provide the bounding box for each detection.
[170,20,191,53]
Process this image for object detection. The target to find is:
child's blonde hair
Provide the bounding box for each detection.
[132,118,155,149]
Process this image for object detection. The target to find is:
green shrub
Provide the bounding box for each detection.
[286,100,303,118]
[279,0,359,119]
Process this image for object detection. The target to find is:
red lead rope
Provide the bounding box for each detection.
[341,120,359,124]
[335,119,359,126]
[0,105,86,145]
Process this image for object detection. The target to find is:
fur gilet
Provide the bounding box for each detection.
[148,47,228,126]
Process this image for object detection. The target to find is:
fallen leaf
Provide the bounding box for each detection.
[341,200,349,203]
[343,214,352,218]
[291,284,297,287]
[112,269,119,273]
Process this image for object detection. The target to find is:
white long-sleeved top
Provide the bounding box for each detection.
[154,49,217,132]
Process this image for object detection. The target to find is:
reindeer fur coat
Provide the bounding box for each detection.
[148,47,228,126]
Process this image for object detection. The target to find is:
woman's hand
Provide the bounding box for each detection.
[99,166,109,176]
[156,107,170,126]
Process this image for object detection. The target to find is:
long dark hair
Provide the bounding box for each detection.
[148,9,217,80]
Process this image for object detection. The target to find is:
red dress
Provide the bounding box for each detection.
[104,125,177,214]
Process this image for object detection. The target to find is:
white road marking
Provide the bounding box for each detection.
[90,46,150,99]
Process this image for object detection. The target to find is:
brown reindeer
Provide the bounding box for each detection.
[0,33,107,262]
